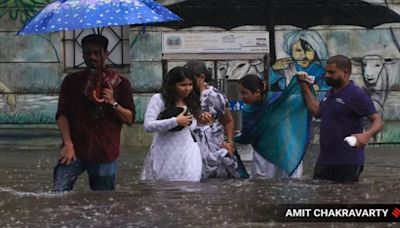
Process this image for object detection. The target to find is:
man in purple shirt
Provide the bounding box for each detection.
[53,34,135,191]
[300,55,383,183]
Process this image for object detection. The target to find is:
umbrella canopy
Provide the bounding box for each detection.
[18,0,181,35]
[166,0,400,29]
[164,0,400,61]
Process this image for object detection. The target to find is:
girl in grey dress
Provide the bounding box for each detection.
[141,67,202,182]
[184,62,240,178]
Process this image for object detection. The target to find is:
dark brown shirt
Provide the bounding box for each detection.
[56,70,135,162]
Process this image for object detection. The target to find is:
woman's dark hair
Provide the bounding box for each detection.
[183,61,212,82]
[238,74,266,95]
[162,66,201,117]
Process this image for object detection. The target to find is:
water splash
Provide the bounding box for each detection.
[0,187,67,198]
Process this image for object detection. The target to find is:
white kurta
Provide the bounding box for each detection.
[140,94,202,182]
[251,150,303,178]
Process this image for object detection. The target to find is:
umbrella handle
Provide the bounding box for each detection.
[92,89,105,103]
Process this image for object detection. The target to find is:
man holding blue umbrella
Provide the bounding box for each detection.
[53,34,135,191]
[16,0,181,191]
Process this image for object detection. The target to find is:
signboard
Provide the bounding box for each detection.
[162,32,269,54]
[228,100,245,111]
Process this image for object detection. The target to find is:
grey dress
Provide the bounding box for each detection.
[140,94,202,182]
[193,86,239,178]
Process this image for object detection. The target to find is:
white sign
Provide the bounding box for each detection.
[162,32,269,54]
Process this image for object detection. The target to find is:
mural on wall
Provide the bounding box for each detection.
[0,0,60,66]
[0,0,61,124]
[217,60,264,80]
[0,81,16,112]
[0,0,51,24]
[269,30,330,101]
[353,55,396,118]
[0,0,399,143]
[273,27,400,143]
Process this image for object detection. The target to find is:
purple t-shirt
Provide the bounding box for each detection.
[318,81,377,165]
[56,70,135,163]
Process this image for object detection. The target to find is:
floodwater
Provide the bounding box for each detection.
[0,145,399,227]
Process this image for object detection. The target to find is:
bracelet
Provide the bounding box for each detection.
[225,140,234,144]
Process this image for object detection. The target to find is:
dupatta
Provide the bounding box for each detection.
[235,77,312,175]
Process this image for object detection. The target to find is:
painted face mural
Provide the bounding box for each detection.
[291,40,316,68]
[358,55,397,87]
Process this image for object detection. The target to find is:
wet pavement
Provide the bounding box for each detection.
[0,144,399,227]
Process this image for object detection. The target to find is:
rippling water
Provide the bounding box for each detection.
[0,145,399,227]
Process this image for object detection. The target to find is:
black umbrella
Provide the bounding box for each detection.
[163,0,400,62]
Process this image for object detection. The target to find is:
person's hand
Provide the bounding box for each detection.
[298,79,311,93]
[58,143,76,165]
[297,72,311,93]
[176,107,193,127]
[102,82,115,105]
[198,111,213,124]
[222,141,235,157]
[297,71,309,82]
[353,133,369,148]
[298,71,315,84]
[272,58,292,70]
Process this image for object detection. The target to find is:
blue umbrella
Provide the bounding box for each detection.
[17,0,181,35]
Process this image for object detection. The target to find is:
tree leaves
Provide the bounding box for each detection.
[0,0,51,23]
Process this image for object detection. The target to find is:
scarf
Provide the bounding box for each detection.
[83,69,122,102]
[235,77,313,175]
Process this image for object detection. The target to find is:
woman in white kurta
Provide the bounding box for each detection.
[184,61,239,178]
[140,67,202,182]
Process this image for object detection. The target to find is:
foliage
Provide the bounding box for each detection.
[0,0,51,23]
[0,112,55,124]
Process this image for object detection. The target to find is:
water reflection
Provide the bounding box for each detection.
[0,145,399,227]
